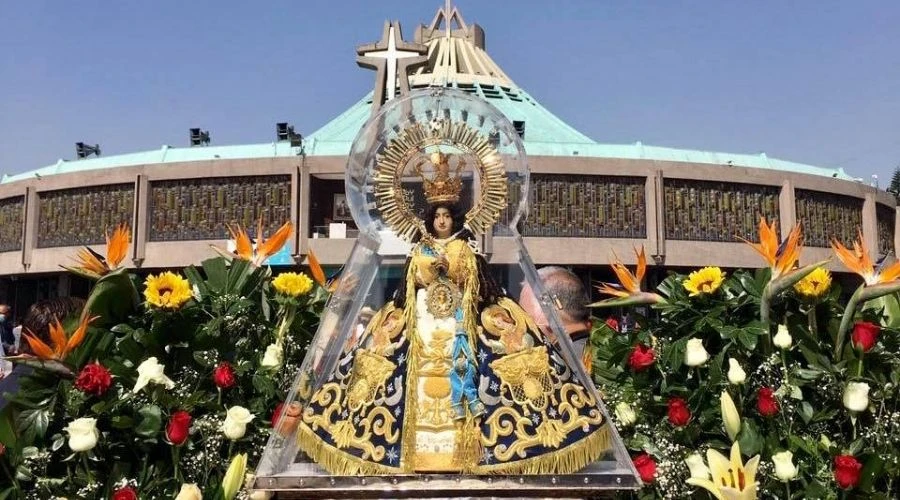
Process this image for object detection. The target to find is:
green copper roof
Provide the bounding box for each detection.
[1,84,853,184]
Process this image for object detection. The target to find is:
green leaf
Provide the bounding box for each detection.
[51,433,65,452]
[193,350,218,367]
[0,407,18,448]
[184,265,209,299]
[708,350,725,386]
[858,453,884,492]
[737,419,761,457]
[252,374,276,398]
[134,405,162,439]
[799,402,814,424]
[16,407,51,443]
[803,480,829,498]
[847,438,865,456]
[111,416,134,429]
[82,267,140,327]
[202,257,229,292]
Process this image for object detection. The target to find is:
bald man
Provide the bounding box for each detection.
[518,266,593,370]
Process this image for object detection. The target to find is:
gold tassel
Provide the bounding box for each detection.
[473,424,612,475]
[295,422,404,476]
[452,412,483,473]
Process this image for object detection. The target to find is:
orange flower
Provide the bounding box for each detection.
[306,249,327,287]
[740,217,801,280]
[832,230,900,285]
[597,247,647,298]
[227,220,293,266]
[22,315,98,361]
[593,247,664,307]
[66,224,131,279]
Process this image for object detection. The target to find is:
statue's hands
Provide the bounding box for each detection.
[453,356,469,374]
[432,255,449,273]
[383,341,400,356]
[479,334,506,354]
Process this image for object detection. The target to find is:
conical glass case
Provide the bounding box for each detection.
[255,89,640,498]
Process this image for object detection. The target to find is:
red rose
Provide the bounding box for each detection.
[851,321,880,352]
[833,454,862,489]
[756,387,780,417]
[667,397,691,427]
[74,362,113,396]
[628,343,655,372]
[271,402,285,427]
[166,410,192,446]
[111,486,138,500]
[633,453,656,483]
[212,362,236,389]
[605,317,619,332]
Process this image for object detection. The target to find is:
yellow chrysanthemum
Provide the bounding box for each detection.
[144,272,193,310]
[793,266,832,299]
[683,267,725,297]
[272,272,314,297]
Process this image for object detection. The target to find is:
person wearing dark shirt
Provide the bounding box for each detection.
[0,297,86,410]
[0,304,14,351]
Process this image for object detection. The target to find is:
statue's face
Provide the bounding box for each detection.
[433,207,453,238]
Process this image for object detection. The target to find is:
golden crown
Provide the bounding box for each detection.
[416,151,464,204]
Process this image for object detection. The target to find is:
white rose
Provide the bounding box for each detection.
[772,450,798,481]
[260,343,283,370]
[727,358,746,385]
[614,402,637,427]
[773,324,792,350]
[843,382,870,412]
[222,406,255,440]
[64,417,99,452]
[249,490,273,500]
[174,483,203,500]
[684,453,710,480]
[132,357,176,393]
[684,338,709,367]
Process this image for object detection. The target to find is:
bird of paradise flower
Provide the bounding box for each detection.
[739,217,826,349]
[217,220,293,266]
[63,224,131,279]
[830,229,900,359]
[591,246,665,308]
[7,315,98,376]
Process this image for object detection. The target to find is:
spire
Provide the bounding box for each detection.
[411,5,513,88]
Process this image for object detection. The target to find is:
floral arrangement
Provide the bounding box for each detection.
[0,222,327,499]
[592,218,900,499]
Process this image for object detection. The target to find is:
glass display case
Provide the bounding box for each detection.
[255,89,639,498]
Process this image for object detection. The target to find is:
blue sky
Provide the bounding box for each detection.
[1,1,898,185]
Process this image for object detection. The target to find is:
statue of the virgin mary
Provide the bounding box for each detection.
[294,109,612,475]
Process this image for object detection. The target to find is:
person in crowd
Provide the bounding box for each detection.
[518,266,593,369]
[0,304,14,353]
[0,297,85,410]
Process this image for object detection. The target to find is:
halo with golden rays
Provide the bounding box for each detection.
[373,118,507,242]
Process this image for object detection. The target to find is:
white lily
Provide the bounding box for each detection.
[686,442,759,500]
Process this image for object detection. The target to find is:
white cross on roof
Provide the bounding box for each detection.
[364,26,423,102]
